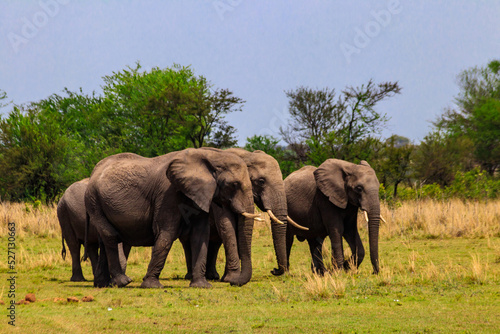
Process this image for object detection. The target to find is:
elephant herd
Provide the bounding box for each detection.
[57,147,382,289]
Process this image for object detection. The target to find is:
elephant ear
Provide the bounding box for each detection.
[313,159,350,209]
[166,150,217,213]
[360,160,371,167]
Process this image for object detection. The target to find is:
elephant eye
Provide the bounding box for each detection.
[233,181,241,189]
[255,178,266,187]
[355,185,363,193]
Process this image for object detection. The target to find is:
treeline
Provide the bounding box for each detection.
[0,61,498,203]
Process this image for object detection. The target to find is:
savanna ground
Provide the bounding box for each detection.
[1,199,499,333]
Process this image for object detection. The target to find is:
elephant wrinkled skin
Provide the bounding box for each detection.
[285,159,381,274]
[85,148,256,288]
[183,148,290,282]
[57,179,130,282]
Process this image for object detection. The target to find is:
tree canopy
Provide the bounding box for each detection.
[0,63,243,202]
[437,60,500,174]
[1,60,498,203]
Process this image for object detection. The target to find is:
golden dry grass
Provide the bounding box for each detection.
[0,201,59,238]
[1,199,499,273]
[373,199,500,238]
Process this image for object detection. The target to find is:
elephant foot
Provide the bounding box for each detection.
[311,266,326,276]
[70,275,87,282]
[206,269,220,281]
[189,278,212,288]
[343,261,351,271]
[271,267,285,276]
[111,274,132,288]
[94,277,112,288]
[184,272,193,280]
[141,277,164,289]
[220,270,240,283]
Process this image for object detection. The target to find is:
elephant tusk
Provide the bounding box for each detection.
[266,210,285,225]
[241,212,263,221]
[286,215,309,231]
[362,210,387,224]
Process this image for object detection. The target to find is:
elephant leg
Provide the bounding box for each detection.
[141,229,178,289]
[90,210,131,288]
[94,238,111,287]
[61,224,86,281]
[119,242,132,274]
[307,237,326,275]
[211,204,240,283]
[206,239,222,281]
[283,227,295,273]
[86,242,99,279]
[329,229,344,271]
[181,237,193,280]
[321,208,345,271]
[189,214,212,288]
[67,238,85,282]
[343,215,365,270]
[142,208,183,288]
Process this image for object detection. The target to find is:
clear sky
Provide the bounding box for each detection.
[1,0,499,144]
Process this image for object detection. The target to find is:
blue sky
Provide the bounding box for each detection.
[1,0,499,144]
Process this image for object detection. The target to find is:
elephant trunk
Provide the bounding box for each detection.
[367,206,380,274]
[269,210,288,276]
[230,206,255,286]
[261,186,289,276]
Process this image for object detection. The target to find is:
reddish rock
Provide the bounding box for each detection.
[82,295,94,302]
[16,300,30,305]
[25,293,36,303]
[67,297,80,303]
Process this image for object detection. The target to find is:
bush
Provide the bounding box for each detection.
[380,168,499,202]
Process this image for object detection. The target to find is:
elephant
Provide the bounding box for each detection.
[85,148,257,289]
[182,148,307,281]
[57,178,130,282]
[284,159,381,275]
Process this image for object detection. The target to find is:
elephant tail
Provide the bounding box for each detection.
[61,237,67,260]
[82,212,90,262]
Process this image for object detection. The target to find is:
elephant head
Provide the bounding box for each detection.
[313,159,381,274]
[167,148,256,286]
[225,148,293,275]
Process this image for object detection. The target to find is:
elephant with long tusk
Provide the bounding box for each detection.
[86,148,257,288]
[182,147,308,282]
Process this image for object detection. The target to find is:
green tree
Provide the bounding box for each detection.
[0,106,78,202]
[244,135,299,177]
[102,63,196,156]
[181,86,244,148]
[281,80,401,164]
[439,60,500,174]
[377,135,414,198]
[280,87,340,143]
[413,128,474,186]
[102,63,243,154]
[0,89,9,109]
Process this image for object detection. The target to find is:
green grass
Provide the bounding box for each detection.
[1,222,500,333]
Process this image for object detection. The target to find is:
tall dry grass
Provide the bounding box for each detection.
[2,199,499,240]
[363,199,500,238]
[0,201,59,238]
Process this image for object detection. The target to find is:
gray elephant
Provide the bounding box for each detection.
[57,178,130,282]
[183,148,307,281]
[85,148,257,288]
[285,159,381,274]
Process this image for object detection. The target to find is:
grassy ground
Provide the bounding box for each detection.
[1,200,499,333]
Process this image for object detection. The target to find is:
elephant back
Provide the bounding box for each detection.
[284,166,318,223]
